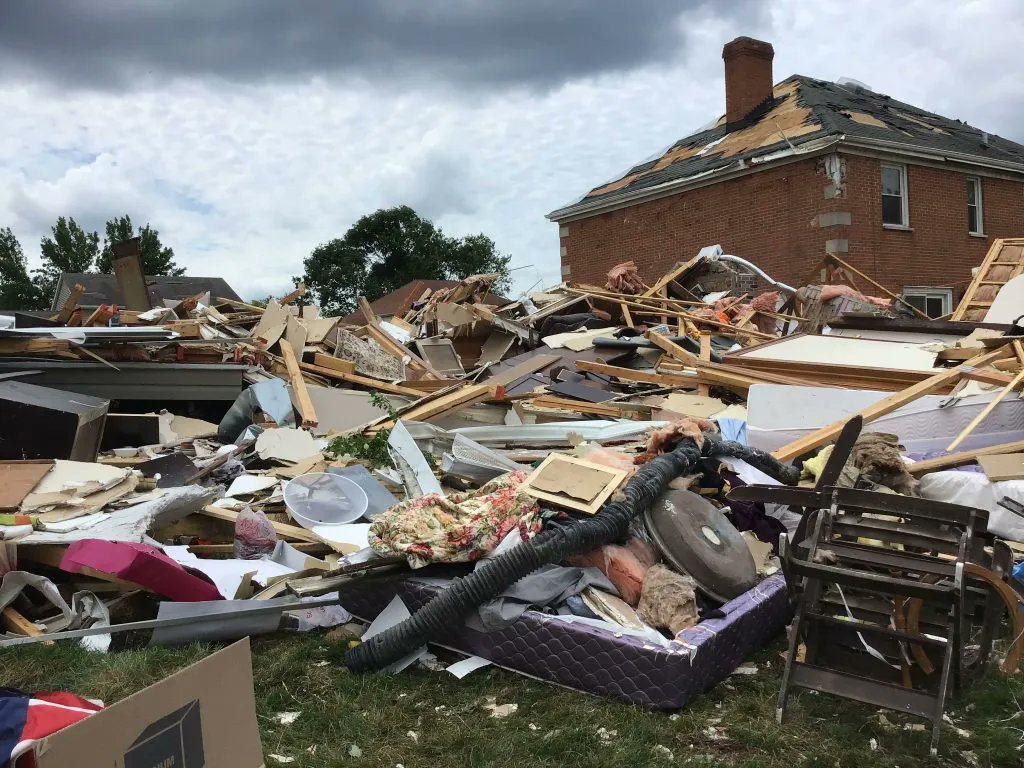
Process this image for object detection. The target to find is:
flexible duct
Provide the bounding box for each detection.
[345,432,797,672]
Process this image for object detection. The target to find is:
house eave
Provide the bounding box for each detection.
[546,135,841,223]
[839,136,1024,176]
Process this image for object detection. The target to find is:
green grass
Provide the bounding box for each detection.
[1,634,1021,767]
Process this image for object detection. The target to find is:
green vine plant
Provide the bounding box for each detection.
[327,391,398,468]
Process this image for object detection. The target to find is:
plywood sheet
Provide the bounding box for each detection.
[977,453,1024,482]
[0,460,53,510]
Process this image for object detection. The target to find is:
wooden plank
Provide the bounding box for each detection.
[52,283,85,324]
[297,361,423,397]
[362,317,443,380]
[312,352,355,375]
[201,505,322,543]
[280,341,318,428]
[772,350,1006,462]
[0,338,73,354]
[1,607,49,642]
[279,282,306,306]
[112,247,153,311]
[946,368,1024,451]
[376,383,496,428]
[647,331,699,364]
[698,333,712,396]
[620,302,634,327]
[575,359,690,386]
[398,378,464,392]
[642,255,701,297]
[824,254,928,320]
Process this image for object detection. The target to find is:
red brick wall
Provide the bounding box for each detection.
[560,152,1024,297]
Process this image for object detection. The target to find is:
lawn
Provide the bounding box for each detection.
[1,633,1021,767]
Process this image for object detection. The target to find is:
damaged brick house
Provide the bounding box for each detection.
[548,37,1024,316]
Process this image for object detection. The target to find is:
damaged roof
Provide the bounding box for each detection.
[51,273,243,310]
[548,75,1024,220]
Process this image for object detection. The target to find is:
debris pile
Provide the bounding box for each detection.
[3,237,1024,757]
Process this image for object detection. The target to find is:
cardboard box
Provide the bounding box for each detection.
[33,639,263,767]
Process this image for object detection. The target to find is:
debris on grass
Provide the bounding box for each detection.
[484,696,518,718]
[596,726,618,744]
[348,744,363,758]
[272,711,300,725]
[653,744,675,760]
[269,755,295,764]
[869,738,878,751]
[731,665,758,676]
[407,730,419,744]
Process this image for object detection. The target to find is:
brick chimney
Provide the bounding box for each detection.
[722,37,775,128]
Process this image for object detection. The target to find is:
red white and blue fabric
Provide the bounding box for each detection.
[0,689,102,766]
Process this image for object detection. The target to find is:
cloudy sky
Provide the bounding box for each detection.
[1,0,1021,301]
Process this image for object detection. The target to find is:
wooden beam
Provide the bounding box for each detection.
[52,283,85,324]
[824,253,930,320]
[280,341,318,428]
[771,351,1006,462]
[201,505,322,543]
[0,338,72,355]
[374,383,497,429]
[279,282,306,306]
[620,302,634,328]
[312,352,355,375]
[647,331,699,364]
[297,361,424,397]
[1,607,48,643]
[642,255,700,297]
[946,368,1024,451]
[698,333,712,396]
[575,359,691,387]
[908,439,1024,476]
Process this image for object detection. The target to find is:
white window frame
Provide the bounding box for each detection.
[967,176,984,235]
[902,286,953,318]
[881,163,910,229]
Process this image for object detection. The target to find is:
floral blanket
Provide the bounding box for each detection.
[369,470,541,568]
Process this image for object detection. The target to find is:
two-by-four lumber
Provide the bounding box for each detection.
[312,352,355,374]
[907,438,1024,476]
[0,338,73,354]
[771,349,1008,462]
[279,341,318,428]
[279,282,306,306]
[297,361,424,397]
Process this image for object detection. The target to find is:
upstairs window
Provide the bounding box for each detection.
[967,177,984,234]
[881,164,909,227]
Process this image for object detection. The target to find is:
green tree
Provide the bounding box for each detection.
[0,227,45,309]
[32,216,100,303]
[303,206,511,315]
[96,215,185,276]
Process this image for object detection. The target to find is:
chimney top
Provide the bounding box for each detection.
[722,37,775,129]
[722,36,774,61]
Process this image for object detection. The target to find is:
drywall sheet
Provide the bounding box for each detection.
[739,335,938,371]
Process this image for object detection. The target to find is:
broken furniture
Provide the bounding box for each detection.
[732,480,1010,754]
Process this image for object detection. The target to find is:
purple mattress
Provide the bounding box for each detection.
[339,572,791,710]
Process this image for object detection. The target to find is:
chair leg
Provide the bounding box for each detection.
[931,613,957,756]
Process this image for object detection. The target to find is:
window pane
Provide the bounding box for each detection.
[882,194,904,225]
[882,166,903,196]
[926,296,943,317]
[966,179,977,205]
[904,295,928,313]
[968,205,979,233]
